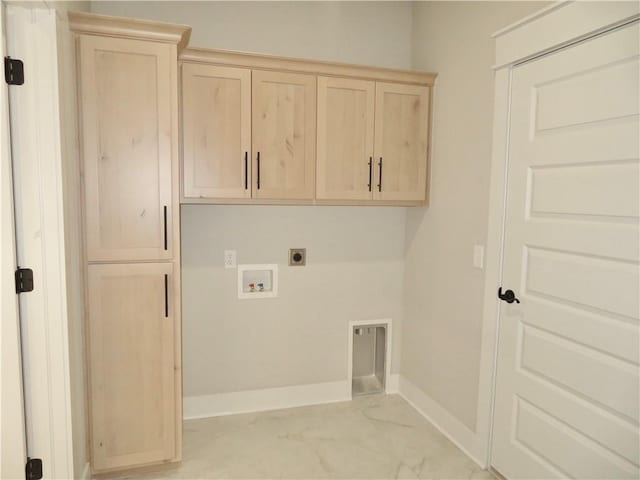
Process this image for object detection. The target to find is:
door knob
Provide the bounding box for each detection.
[498,287,520,304]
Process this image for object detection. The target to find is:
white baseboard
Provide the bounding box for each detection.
[184,380,351,420]
[79,462,90,480]
[397,375,488,468]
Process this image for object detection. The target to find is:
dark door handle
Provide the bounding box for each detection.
[164,274,169,317]
[163,206,168,250]
[257,152,261,190]
[244,151,248,190]
[498,287,520,304]
[368,157,373,192]
[377,157,383,192]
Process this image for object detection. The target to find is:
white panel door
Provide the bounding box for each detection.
[492,22,640,479]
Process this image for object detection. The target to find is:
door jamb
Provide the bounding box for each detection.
[4,3,75,478]
[0,0,28,476]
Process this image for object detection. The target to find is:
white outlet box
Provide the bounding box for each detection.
[224,250,236,269]
[473,245,485,270]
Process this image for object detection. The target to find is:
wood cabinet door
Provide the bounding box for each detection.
[373,83,430,202]
[182,64,251,199]
[87,263,175,472]
[79,36,174,261]
[316,77,375,200]
[252,70,316,199]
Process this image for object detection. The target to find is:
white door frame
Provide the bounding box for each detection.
[475,0,640,469]
[4,3,75,478]
[1,2,28,479]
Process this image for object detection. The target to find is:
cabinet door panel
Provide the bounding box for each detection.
[79,36,173,261]
[252,70,316,199]
[373,83,430,202]
[88,263,175,472]
[316,77,374,200]
[182,64,251,199]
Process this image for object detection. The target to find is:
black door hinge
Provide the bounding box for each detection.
[5,56,24,85]
[25,457,43,480]
[15,267,34,294]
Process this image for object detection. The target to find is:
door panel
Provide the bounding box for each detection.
[492,22,640,479]
[87,263,175,472]
[182,64,251,199]
[79,36,173,261]
[521,326,638,421]
[316,77,374,200]
[373,82,429,202]
[252,70,316,199]
[513,398,634,479]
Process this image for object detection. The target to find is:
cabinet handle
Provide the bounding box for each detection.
[377,157,383,192]
[257,152,261,190]
[368,157,373,192]
[244,152,248,190]
[164,274,169,318]
[163,206,168,250]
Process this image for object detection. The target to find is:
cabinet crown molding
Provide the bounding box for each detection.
[68,11,192,52]
[180,47,437,86]
[67,12,436,85]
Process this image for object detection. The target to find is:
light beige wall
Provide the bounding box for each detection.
[90,1,413,68]
[402,1,547,431]
[182,206,405,395]
[89,1,412,396]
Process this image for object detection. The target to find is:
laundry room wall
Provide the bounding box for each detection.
[90,1,412,409]
[403,1,547,432]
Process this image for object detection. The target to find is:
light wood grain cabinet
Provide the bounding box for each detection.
[316,77,375,200]
[182,64,251,199]
[87,263,176,472]
[71,11,187,475]
[182,68,317,201]
[252,70,316,199]
[79,35,175,262]
[317,79,430,203]
[373,83,430,202]
[179,50,434,205]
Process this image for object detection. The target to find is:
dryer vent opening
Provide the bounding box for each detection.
[352,325,386,396]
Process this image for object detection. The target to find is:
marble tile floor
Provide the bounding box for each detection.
[108,394,493,480]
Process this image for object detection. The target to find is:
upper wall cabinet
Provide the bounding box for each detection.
[316,77,375,201]
[182,64,251,199]
[252,70,316,200]
[79,35,175,261]
[373,83,430,202]
[316,78,431,203]
[180,47,436,206]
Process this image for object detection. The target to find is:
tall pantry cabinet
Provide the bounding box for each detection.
[70,13,191,474]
